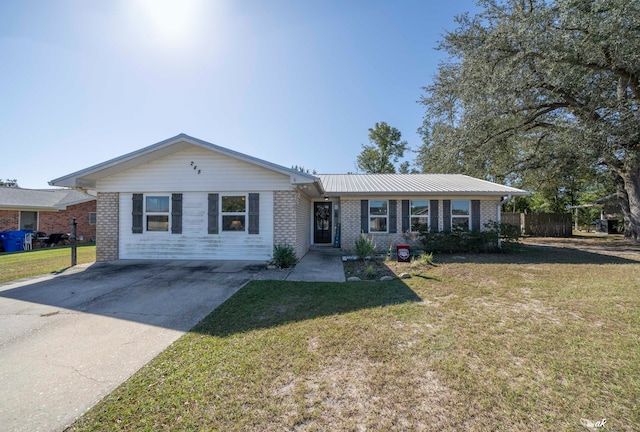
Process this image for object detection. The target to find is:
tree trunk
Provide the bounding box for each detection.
[617,163,640,240]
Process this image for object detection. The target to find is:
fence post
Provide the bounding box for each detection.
[71,217,77,267]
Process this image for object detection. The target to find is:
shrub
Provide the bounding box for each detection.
[364,264,377,280]
[412,251,435,267]
[486,221,522,250]
[272,244,297,268]
[418,221,522,254]
[354,233,376,261]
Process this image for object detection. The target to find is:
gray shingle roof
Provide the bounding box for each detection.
[0,188,95,210]
[318,174,527,196]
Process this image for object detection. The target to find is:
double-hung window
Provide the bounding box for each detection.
[410,200,429,231]
[369,200,388,233]
[451,200,470,230]
[146,196,170,231]
[221,195,246,231]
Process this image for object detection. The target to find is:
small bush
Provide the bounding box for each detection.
[418,221,522,254]
[272,244,297,268]
[364,264,377,280]
[486,221,522,250]
[386,244,394,261]
[412,251,435,267]
[354,233,376,261]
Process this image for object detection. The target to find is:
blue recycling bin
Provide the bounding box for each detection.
[1,233,22,252]
[0,230,32,253]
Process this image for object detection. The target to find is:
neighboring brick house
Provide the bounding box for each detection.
[50,133,527,261]
[0,187,96,242]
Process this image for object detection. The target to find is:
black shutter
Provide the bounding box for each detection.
[443,200,451,231]
[132,193,143,234]
[401,200,410,232]
[171,193,183,234]
[471,200,481,231]
[248,193,259,234]
[389,200,397,233]
[360,200,369,233]
[430,200,439,232]
[208,193,219,234]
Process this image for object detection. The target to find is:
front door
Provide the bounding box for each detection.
[313,202,332,244]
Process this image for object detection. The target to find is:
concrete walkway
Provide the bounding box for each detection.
[255,247,346,282]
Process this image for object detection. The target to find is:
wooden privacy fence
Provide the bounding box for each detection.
[501,213,573,237]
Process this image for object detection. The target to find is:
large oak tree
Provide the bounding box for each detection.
[419,0,640,238]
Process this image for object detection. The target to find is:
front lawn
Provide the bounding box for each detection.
[69,240,639,431]
[0,244,96,283]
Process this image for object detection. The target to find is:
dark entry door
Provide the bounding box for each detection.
[313,202,332,244]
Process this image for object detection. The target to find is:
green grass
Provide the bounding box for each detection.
[69,240,639,431]
[0,244,96,283]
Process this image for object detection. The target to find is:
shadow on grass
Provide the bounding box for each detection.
[433,244,640,265]
[192,280,423,338]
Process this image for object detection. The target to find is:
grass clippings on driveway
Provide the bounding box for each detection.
[0,244,96,283]
[69,238,639,431]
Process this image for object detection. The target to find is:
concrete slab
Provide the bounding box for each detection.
[0,260,264,432]
[255,247,345,283]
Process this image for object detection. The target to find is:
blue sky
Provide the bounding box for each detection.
[1,0,480,189]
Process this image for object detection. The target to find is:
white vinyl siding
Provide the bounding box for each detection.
[118,192,273,260]
[296,193,311,258]
[97,146,293,193]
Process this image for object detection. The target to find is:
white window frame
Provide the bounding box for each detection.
[410,199,429,232]
[221,194,247,232]
[451,200,470,230]
[369,200,388,233]
[145,195,170,232]
[89,212,97,225]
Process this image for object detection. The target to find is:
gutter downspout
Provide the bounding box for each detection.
[498,194,513,248]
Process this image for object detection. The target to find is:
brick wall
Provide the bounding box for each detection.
[96,192,119,261]
[0,210,19,231]
[480,200,500,227]
[0,202,96,241]
[340,198,503,252]
[295,192,311,259]
[273,190,301,257]
[39,200,96,241]
[340,199,406,254]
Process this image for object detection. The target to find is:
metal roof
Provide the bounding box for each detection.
[0,188,95,211]
[318,174,528,196]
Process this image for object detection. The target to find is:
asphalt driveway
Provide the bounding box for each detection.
[0,260,264,432]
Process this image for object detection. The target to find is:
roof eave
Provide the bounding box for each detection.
[0,205,60,211]
[324,190,529,196]
[50,134,319,187]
